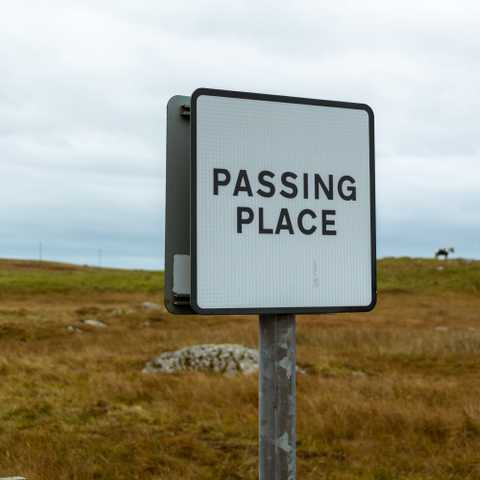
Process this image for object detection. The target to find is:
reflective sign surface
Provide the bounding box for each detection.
[192,89,375,314]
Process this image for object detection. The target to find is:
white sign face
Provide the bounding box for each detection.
[191,89,375,314]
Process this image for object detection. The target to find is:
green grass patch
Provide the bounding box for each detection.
[378,257,480,294]
[1,257,479,296]
[0,259,163,295]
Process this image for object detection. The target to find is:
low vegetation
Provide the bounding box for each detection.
[0,257,479,479]
[0,259,162,297]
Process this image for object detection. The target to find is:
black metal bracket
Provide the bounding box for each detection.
[180,104,191,118]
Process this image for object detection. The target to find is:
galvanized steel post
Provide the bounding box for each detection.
[259,314,296,480]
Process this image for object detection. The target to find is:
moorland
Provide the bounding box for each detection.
[0,257,480,480]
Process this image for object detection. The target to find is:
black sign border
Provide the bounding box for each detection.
[191,88,376,315]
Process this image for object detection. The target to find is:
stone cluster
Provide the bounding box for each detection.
[143,344,259,376]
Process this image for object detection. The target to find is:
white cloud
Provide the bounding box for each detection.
[1,0,479,267]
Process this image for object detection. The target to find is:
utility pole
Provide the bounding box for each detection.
[39,242,43,261]
[98,249,102,268]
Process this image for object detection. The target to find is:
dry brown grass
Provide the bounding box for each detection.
[0,259,480,479]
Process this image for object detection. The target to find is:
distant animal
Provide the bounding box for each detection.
[435,247,454,260]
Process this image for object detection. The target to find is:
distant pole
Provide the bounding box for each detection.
[39,242,43,261]
[259,314,296,480]
[98,249,102,268]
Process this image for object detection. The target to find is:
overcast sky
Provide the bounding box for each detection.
[1,1,479,269]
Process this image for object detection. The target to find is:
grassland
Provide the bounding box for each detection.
[0,257,480,479]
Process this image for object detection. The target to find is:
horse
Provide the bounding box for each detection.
[435,247,454,260]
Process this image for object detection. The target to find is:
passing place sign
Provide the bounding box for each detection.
[191,88,375,314]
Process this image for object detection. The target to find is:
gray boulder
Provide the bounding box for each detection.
[82,319,107,328]
[143,344,259,376]
[66,325,82,333]
[143,302,161,310]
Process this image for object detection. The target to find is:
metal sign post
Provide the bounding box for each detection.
[165,88,376,480]
[259,314,296,480]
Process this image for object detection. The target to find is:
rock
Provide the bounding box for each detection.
[1,477,26,479]
[436,266,445,271]
[143,344,259,376]
[435,326,449,332]
[66,325,82,333]
[143,302,161,310]
[82,319,107,328]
